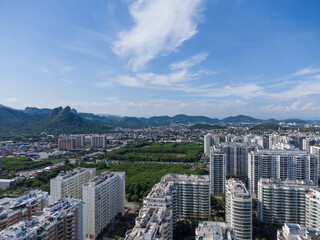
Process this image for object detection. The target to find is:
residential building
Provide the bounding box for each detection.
[125,206,173,240]
[226,179,252,240]
[0,198,86,240]
[195,221,236,240]
[210,148,226,194]
[0,179,15,190]
[248,150,318,196]
[220,142,260,176]
[83,171,125,240]
[50,167,96,203]
[58,137,76,150]
[90,134,107,148]
[277,223,320,240]
[0,190,51,231]
[204,133,220,157]
[258,179,318,225]
[305,189,320,229]
[126,174,210,240]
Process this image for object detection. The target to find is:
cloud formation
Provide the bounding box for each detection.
[112,0,204,71]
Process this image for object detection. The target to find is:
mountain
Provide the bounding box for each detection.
[0,106,110,136]
[222,115,263,123]
[23,107,53,116]
[0,107,44,133]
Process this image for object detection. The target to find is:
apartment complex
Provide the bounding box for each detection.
[220,142,260,176]
[83,171,125,240]
[0,190,51,231]
[226,179,252,240]
[248,150,318,195]
[258,178,318,225]
[195,221,236,240]
[126,174,210,240]
[0,198,86,240]
[210,148,226,194]
[50,167,96,202]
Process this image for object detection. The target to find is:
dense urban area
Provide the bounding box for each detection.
[1,106,320,239]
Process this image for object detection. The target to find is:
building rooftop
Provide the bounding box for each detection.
[227,179,250,199]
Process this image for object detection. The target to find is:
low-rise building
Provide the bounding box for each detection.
[277,223,320,240]
[195,221,236,240]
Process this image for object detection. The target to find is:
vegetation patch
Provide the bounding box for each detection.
[99,141,203,162]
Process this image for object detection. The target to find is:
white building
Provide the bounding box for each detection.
[125,206,173,240]
[83,171,125,240]
[204,133,220,157]
[210,148,226,194]
[226,179,252,240]
[305,189,320,229]
[248,150,318,196]
[50,167,96,203]
[0,197,86,240]
[0,179,15,190]
[90,134,107,148]
[277,223,320,240]
[195,221,236,240]
[126,174,210,240]
[258,179,318,225]
[220,142,260,176]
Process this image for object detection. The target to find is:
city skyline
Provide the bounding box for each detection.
[1,0,320,119]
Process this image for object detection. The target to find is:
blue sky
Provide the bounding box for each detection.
[1,0,320,119]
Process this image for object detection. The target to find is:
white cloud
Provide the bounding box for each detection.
[112,0,204,71]
[293,66,320,76]
[170,52,209,70]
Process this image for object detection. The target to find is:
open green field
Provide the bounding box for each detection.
[100,141,203,162]
[2,156,66,171]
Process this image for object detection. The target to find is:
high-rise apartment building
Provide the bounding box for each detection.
[305,189,320,229]
[126,174,210,240]
[248,150,318,196]
[258,178,318,225]
[204,133,220,157]
[83,171,125,240]
[221,142,260,176]
[0,198,86,240]
[50,167,96,203]
[58,137,76,150]
[210,148,226,194]
[90,134,107,148]
[226,179,252,240]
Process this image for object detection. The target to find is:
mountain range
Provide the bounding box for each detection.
[0,104,311,136]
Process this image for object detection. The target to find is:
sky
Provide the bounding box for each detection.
[0,0,320,119]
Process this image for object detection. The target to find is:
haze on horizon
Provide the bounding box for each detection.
[0,0,320,119]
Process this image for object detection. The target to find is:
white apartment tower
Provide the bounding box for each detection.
[204,133,220,157]
[126,174,210,240]
[305,189,320,229]
[248,150,318,196]
[226,179,252,240]
[210,148,226,194]
[83,171,125,240]
[258,178,318,225]
[50,167,96,203]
